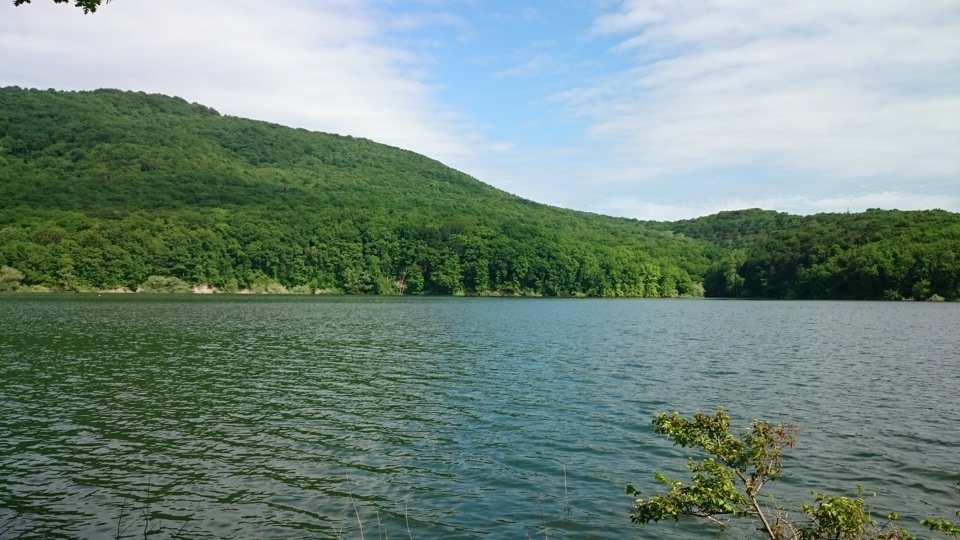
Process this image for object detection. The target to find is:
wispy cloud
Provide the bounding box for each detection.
[601,191,959,222]
[1,0,957,220]
[495,53,563,78]
[563,0,960,213]
[0,0,503,163]
[386,10,465,32]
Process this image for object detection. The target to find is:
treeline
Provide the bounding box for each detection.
[670,208,960,300]
[0,207,707,296]
[1,87,957,299]
[0,87,711,296]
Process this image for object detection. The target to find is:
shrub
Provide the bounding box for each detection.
[137,275,192,293]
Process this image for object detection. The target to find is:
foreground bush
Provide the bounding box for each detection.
[628,408,959,539]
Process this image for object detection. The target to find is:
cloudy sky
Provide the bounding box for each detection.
[2,0,958,220]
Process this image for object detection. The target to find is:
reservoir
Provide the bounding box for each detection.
[1,296,958,538]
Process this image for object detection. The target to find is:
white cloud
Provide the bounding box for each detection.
[2,0,957,221]
[600,191,959,222]
[568,0,960,210]
[0,0,503,164]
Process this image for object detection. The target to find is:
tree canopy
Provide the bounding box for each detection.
[667,209,960,300]
[12,0,108,14]
[0,87,713,296]
[1,86,957,298]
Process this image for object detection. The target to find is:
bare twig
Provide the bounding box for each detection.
[170,500,200,539]
[732,468,776,539]
[116,496,128,540]
[534,496,550,540]
[405,501,414,540]
[142,475,155,540]
[350,494,365,540]
[374,508,385,540]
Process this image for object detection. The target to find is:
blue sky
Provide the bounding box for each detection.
[2,0,958,220]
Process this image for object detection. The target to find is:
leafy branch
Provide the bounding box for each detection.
[12,0,110,14]
[629,408,958,540]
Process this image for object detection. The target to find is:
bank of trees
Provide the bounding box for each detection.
[0,87,711,295]
[1,87,958,298]
[0,206,708,296]
[671,209,960,301]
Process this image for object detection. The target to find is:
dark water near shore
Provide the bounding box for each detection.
[1,295,958,539]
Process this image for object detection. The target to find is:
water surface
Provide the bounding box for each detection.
[1,296,958,538]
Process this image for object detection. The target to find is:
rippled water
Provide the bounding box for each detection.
[1,296,958,539]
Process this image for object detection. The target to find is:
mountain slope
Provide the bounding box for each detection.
[0,86,715,295]
[2,87,957,299]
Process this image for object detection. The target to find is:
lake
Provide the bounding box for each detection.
[1,295,958,539]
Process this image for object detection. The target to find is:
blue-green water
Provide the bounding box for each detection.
[1,296,958,539]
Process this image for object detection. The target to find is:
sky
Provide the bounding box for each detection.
[1,0,958,221]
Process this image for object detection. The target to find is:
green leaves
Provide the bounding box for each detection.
[3,87,958,299]
[632,409,957,539]
[12,0,109,14]
[920,481,960,538]
[921,517,960,537]
[635,408,794,536]
[0,265,24,291]
[799,490,875,539]
[682,208,960,300]
[0,87,719,296]
[652,407,797,488]
[631,465,741,524]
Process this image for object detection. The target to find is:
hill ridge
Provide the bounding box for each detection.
[1,86,958,300]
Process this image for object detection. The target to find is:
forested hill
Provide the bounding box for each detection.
[667,208,960,300]
[1,87,957,300]
[0,86,716,296]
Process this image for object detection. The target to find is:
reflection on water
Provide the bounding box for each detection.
[1,296,958,538]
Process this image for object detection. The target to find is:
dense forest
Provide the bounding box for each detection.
[1,87,957,299]
[668,208,960,300]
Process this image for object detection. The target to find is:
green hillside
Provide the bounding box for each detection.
[669,208,960,300]
[1,87,957,299]
[0,87,716,296]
